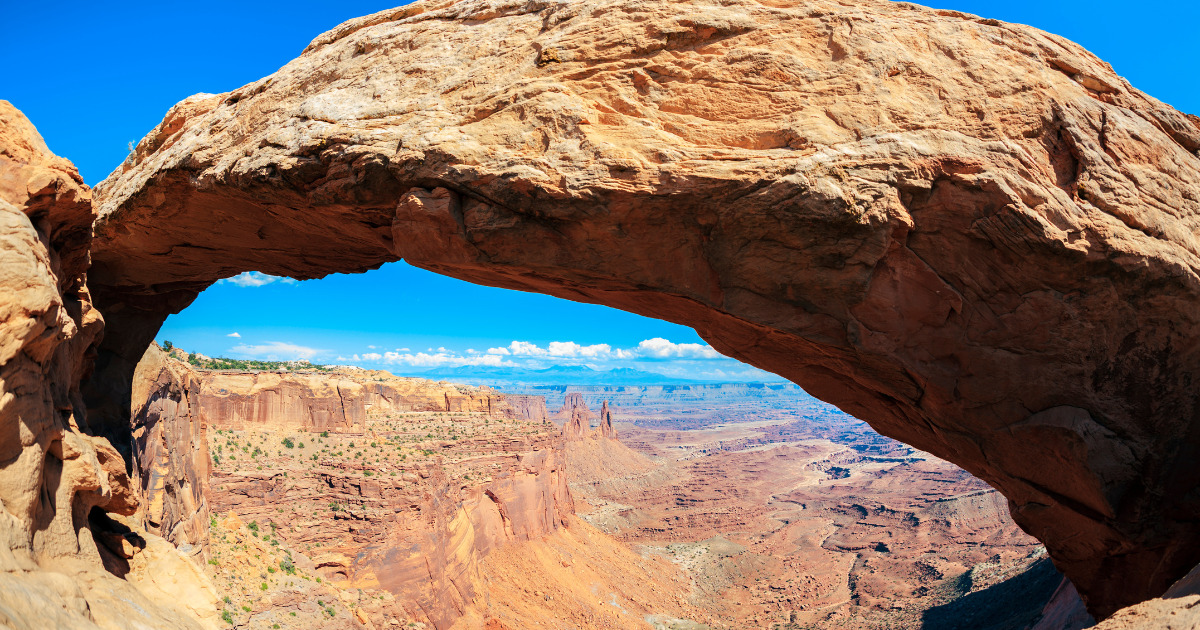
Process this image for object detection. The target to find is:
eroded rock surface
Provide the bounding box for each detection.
[87,0,1200,617]
[200,380,578,628]
[130,344,213,553]
[192,368,518,431]
[0,102,216,629]
[125,344,569,564]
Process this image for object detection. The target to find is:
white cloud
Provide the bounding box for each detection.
[229,341,323,360]
[636,338,723,359]
[219,271,296,288]
[485,338,720,362]
[551,341,612,357]
[491,340,616,359]
[510,341,543,355]
[378,351,515,368]
[338,337,734,376]
[226,332,241,338]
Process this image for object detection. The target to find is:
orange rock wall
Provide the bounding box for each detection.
[125,350,570,628]
[129,345,212,553]
[193,370,522,431]
[499,394,549,423]
[208,434,573,630]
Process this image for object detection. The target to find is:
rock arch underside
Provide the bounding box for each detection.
[3,0,1199,622]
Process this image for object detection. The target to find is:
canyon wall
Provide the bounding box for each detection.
[118,345,576,628]
[126,347,561,558]
[209,451,572,629]
[191,368,522,431]
[129,344,212,553]
[503,394,549,423]
[202,394,574,629]
[84,0,1200,615]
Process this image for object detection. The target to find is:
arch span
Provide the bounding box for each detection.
[86,0,1200,617]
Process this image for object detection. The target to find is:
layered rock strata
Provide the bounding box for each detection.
[503,394,549,423]
[192,369,518,431]
[119,347,580,627]
[44,0,1200,617]
[126,347,560,556]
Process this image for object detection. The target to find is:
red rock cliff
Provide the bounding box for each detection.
[129,345,212,553]
[192,369,521,431]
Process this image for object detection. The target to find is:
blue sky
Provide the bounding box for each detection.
[3,1,1196,379]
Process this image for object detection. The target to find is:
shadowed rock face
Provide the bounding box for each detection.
[84,0,1200,617]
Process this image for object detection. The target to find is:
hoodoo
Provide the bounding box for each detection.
[0,0,1194,620]
[599,401,617,440]
[560,397,591,441]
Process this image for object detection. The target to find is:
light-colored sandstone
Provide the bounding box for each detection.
[0,101,221,629]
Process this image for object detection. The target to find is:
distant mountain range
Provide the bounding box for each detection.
[397,364,785,387]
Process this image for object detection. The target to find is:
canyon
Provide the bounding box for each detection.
[140,344,708,629]
[0,0,1199,626]
[110,341,1117,629]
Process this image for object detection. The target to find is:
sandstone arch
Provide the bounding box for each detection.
[83,0,1200,618]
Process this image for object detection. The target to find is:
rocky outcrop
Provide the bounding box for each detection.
[504,394,549,423]
[130,345,212,553]
[355,449,574,629]
[206,405,574,629]
[555,393,589,419]
[0,99,116,569]
[0,102,216,629]
[557,393,592,441]
[598,401,616,440]
[1090,562,1200,629]
[192,369,530,430]
[65,0,1200,617]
